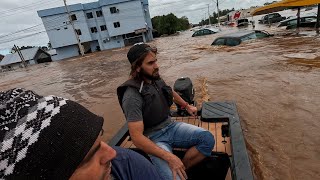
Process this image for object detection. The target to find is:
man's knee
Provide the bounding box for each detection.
[198,131,215,156]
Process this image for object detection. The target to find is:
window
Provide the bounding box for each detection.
[203,29,211,35]
[70,14,77,21]
[75,29,82,35]
[305,17,317,22]
[287,20,297,26]
[96,10,103,17]
[226,38,240,46]
[113,22,120,28]
[213,38,225,45]
[90,27,98,33]
[241,33,256,41]
[86,12,93,19]
[110,7,119,14]
[255,31,269,39]
[100,25,107,31]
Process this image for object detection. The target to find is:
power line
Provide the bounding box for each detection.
[1,0,62,18]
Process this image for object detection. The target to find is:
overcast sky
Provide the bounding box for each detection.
[0,0,274,55]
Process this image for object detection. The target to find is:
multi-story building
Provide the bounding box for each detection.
[37,0,153,60]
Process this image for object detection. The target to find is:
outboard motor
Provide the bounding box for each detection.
[173,77,195,116]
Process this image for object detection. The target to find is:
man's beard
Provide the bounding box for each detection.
[140,67,161,80]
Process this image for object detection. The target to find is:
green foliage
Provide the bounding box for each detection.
[152,13,190,36]
[264,1,278,6]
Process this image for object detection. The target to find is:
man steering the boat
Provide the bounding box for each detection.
[117,43,215,180]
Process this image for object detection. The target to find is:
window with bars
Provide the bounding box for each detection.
[86,12,93,19]
[70,14,77,21]
[100,25,107,31]
[90,27,98,33]
[110,7,119,14]
[113,22,120,28]
[96,10,103,17]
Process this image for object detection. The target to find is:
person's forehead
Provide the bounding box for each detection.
[143,52,156,62]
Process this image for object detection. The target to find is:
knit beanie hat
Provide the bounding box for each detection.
[127,43,157,64]
[0,88,103,179]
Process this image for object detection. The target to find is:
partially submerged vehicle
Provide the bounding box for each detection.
[237,18,249,27]
[192,28,219,37]
[258,13,286,24]
[109,77,254,180]
[278,14,318,29]
[211,30,273,46]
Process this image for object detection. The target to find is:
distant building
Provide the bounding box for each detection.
[226,7,259,22]
[37,0,153,61]
[0,47,52,70]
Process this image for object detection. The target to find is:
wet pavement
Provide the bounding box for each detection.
[1,9,320,180]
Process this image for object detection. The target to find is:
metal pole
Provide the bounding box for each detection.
[63,0,84,56]
[297,7,301,28]
[316,4,320,33]
[14,45,27,67]
[207,4,211,25]
[217,0,220,26]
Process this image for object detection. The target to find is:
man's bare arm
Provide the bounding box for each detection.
[172,90,197,116]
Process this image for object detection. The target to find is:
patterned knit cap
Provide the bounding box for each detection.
[0,88,103,179]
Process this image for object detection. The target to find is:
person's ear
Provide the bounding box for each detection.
[137,67,141,73]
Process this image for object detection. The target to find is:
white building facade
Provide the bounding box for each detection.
[37,0,153,61]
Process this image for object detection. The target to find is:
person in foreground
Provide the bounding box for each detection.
[0,88,162,180]
[117,43,215,180]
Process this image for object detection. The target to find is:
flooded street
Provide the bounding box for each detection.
[1,11,320,179]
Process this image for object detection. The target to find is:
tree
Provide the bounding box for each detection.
[152,13,190,36]
[264,1,278,6]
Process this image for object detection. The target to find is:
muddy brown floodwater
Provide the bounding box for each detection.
[1,24,320,179]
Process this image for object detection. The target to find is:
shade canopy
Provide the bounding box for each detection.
[252,0,320,15]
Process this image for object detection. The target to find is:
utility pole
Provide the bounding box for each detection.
[317,3,320,34]
[63,0,84,56]
[216,0,220,26]
[207,4,211,25]
[14,45,27,67]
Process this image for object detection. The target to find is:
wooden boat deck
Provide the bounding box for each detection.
[109,101,254,180]
[119,116,232,156]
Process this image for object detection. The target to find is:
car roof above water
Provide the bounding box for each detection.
[221,30,255,38]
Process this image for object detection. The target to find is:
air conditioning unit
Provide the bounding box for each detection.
[103,38,110,43]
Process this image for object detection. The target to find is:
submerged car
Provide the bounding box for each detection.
[259,13,286,24]
[192,28,219,37]
[278,15,317,29]
[237,18,249,27]
[211,30,273,46]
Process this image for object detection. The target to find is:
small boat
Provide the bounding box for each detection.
[109,78,253,180]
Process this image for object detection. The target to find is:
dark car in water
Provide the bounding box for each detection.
[211,30,273,46]
[259,13,286,24]
[192,28,219,37]
[278,15,317,29]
